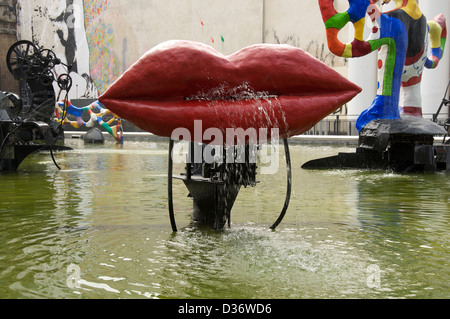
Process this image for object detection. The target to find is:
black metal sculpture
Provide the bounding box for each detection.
[302,115,449,172]
[167,139,292,231]
[303,80,450,173]
[1,40,72,171]
[433,81,450,144]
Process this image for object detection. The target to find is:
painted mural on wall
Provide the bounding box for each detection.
[83,0,121,95]
[16,0,97,98]
[15,0,123,98]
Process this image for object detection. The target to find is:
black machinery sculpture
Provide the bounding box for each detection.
[0,40,72,171]
[302,115,449,173]
[167,139,292,231]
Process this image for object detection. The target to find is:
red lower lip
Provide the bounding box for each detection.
[99,40,361,144]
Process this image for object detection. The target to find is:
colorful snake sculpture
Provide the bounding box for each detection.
[55,100,123,143]
[318,0,447,131]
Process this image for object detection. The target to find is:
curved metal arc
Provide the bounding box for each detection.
[168,139,177,232]
[270,138,292,230]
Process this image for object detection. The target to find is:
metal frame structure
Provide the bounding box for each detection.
[0,40,72,171]
[167,139,292,231]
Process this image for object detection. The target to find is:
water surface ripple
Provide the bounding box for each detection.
[0,140,448,298]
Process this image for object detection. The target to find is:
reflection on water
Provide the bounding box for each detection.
[0,139,448,298]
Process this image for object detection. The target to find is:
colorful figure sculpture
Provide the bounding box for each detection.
[318,0,447,131]
[55,100,123,143]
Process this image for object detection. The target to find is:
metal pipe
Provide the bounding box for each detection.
[186,141,194,179]
[270,138,291,230]
[433,80,450,122]
[168,139,177,232]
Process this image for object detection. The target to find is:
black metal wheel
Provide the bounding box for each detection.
[57,73,72,91]
[6,40,40,80]
[39,49,59,68]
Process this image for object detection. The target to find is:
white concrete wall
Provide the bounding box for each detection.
[17,0,266,97]
[263,0,349,76]
[100,0,264,65]
[16,0,342,98]
[13,0,450,119]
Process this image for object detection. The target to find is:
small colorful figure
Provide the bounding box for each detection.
[55,100,123,143]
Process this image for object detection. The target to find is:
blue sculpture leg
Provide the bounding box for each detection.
[356,95,401,131]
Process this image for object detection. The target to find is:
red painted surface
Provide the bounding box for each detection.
[99,40,361,144]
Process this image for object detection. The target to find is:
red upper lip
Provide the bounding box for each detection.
[99,40,361,142]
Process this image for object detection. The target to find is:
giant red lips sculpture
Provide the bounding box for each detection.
[99,40,361,144]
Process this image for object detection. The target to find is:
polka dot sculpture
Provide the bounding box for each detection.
[318,0,447,131]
